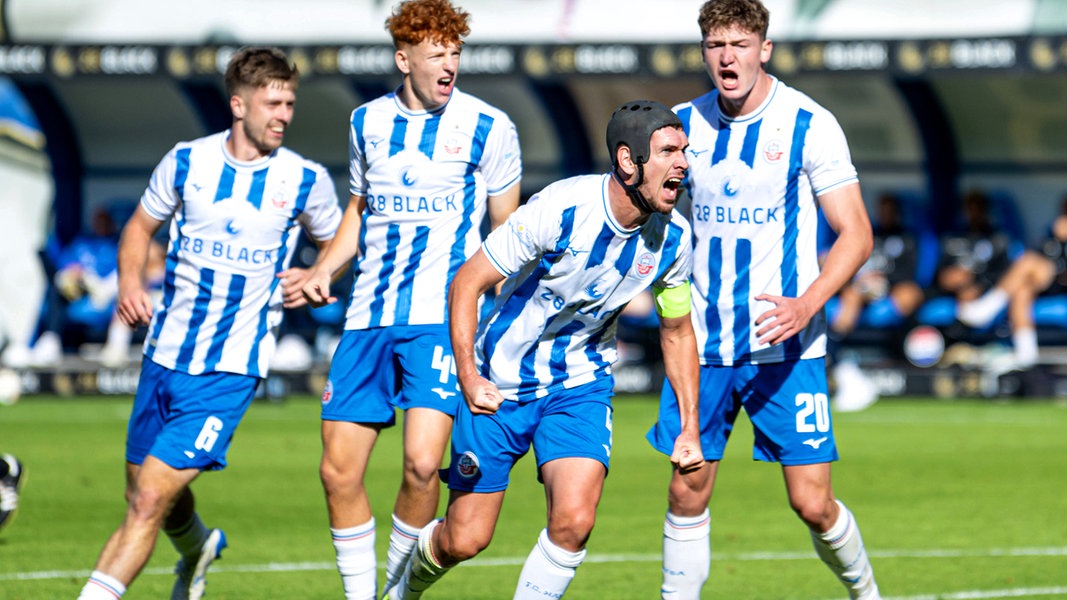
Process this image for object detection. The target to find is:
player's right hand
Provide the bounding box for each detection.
[301,269,336,308]
[462,376,505,415]
[115,287,153,328]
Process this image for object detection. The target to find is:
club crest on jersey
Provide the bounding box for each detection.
[443,133,465,155]
[271,188,289,209]
[321,380,333,405]
[457,451,480,478]
[763,140,785,163]
[634,252,656,278]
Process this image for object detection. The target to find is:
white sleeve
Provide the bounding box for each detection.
[139,145,182,221]
[481,192,556,277]
[299,164,343,242]
[805,108,859,196]
[348,107,368,197]
[479,114,522,196]
[655,218,694,289]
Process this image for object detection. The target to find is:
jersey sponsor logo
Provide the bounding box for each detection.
[763,140,785,163]
[322,380,333,405]
[634,252,656,278]
[567,245,588,257]
[457,451,480,478]
[401,167,417,187]
[225,220,241,235]
[179,235,280,265]
[367,137,383,149]
[688,148,709,158]
[720,177,741,198]
[366,193,460,213]
[585,279,606,299]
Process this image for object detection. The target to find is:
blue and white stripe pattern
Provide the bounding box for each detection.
[344,87,522,329]
[140,131,341,377]
[478,174,691,401]
[674,77,858,366]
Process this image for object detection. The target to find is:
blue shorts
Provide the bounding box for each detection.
[321,325,460,425]
[126,358,259,471]
[445,376,615,493]
[647,358,838,466]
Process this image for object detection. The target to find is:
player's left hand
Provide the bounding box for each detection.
[753,293,815,346]
[670,433,704,472]
[277,268,312,309]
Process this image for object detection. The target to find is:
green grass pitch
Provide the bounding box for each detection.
[1,394,1066,599]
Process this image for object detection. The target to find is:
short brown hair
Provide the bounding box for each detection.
[224,47,299,98]
[386,0,471,48]
[698,0,770,40]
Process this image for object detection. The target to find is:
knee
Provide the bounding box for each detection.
[436,524,491,563]
[402,454,443,489]
[790,496,837,531]
[127,487,171,524]
[667,467,713,516]
[319,456,360,494]
[546,509,596,551]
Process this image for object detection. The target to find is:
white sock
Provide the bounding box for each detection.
[393,519,448,600]
[332,518,377,600]
[514,528,587,600]
[78,570,126,599]
[165,511,209,559]
[958,288,1008,327]
[1013,327,1039,367]
[384,513,421,593]
[810,500,880,600]
[661,509,711,599]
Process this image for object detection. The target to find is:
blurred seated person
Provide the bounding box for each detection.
[830,192,925,339]
[1038,196,1067,295]
[31,207,120,364]
[938,189,1054,369]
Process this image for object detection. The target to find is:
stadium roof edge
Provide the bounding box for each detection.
[2,0,1066,46]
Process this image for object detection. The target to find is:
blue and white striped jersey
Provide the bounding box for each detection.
[479,174,692,401]
[674,76,858,366]
[344,87,522,329]
[139,131,342,377]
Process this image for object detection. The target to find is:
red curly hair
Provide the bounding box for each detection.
[386,0,471,48]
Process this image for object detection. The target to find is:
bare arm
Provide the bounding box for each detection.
[449,249,506,415]
[487,186,520,296]
[659,311,704,471]
[755,182,872,345]
[115,205,165,327]
[301,194,366,307]
[488,185,520,232]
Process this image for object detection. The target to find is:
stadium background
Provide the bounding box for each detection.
[3,0,1067,398]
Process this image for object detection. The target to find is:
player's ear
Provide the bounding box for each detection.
[760,39,773,65]
[395,47,411,75]
[615,144,637,178]
[230,94,245,120]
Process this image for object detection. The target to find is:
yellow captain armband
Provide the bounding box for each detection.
[652,282,692,319]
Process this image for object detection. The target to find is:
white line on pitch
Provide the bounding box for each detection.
[5,545,1067,582]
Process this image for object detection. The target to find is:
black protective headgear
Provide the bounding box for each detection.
[606,100,683,214]
[606,100,683,167]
